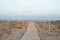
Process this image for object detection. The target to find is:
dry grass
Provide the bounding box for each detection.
[0,20,29,38]
[9,21,29,29]
[51,20,60,25]
[34,21,60,36]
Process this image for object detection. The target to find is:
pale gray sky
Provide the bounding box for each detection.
[0,0,60,20]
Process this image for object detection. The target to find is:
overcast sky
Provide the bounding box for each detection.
[0,0,60,20]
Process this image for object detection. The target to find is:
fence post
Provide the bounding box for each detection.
[18,19,20,28]
[7,19,10,34]
[49,21,51,34]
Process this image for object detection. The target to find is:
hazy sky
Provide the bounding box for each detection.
[0,0,60,20]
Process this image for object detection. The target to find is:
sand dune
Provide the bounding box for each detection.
[34,22,60,40]
[0,22,60,40]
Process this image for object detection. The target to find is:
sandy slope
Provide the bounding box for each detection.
[21,22,40,40]
[0,22,39,40]
[34,22,60,40]
[0,25,27,40]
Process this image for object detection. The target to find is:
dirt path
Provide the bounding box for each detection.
[21,22,40,40]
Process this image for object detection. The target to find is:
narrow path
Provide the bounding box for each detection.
[21,22,40,40]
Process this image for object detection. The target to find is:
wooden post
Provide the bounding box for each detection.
[17,19,20,27]
[23,19,27,26]
[6,19,10,34]
[49,21,51,34]
[7,19,9,28]
[17,18,22,29]
[24,20,26,25]
[42,22,44,31]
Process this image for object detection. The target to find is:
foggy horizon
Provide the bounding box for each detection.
[0,0,60,20]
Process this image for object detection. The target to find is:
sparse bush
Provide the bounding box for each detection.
[57,25,60,29]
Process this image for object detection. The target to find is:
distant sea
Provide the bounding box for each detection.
[27,20,48,22]
[0,20,60,22]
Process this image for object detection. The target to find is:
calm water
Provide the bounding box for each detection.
[0,20,59,22]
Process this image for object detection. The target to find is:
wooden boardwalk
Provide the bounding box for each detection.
[21,22,40,40]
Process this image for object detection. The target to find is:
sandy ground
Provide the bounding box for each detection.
[34,22,60,40]
[0,22,40,40]
[0,24,27,40]
[0,22,60,40]
[21,22,40,40]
